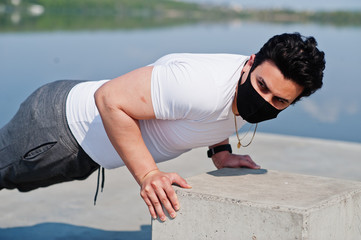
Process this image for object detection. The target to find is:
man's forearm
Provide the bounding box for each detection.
[208,138,230,169]
[94,86,157,185]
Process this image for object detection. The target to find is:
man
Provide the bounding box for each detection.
[0,32,325,222]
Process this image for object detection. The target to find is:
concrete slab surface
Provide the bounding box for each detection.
[0,133,360,239]
[152,168,361,239]
[173,168,361,210]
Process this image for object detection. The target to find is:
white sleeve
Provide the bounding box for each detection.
[150,56,217,120]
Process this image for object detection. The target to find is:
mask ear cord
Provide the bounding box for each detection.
[234,114,258,148]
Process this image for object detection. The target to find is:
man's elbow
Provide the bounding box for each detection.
[94,86,105,111]
[94,84,118,115]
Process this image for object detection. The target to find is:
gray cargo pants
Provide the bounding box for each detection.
[0,80,100,192]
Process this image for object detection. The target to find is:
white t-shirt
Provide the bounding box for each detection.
[66,53,249,169]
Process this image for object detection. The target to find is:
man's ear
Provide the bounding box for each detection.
[248,54,256,67]
[244,54,256,72]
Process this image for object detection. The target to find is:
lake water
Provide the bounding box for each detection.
[1,20,361,143]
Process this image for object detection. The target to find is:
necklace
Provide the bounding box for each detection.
[234,114,258,148]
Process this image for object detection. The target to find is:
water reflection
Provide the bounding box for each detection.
[1,0,44,25]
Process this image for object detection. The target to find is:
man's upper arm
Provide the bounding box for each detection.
[94,66,155,120]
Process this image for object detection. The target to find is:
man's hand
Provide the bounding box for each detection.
[139,170,192,222]
[211,151,261,169]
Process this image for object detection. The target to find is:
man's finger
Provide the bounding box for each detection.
[163,183,180,212]
[154,184,177,219]
[169,173,192,189]
[239,156,260,169]
[140,185,158,219]
[141,194,157,219]
[148,189,167,221]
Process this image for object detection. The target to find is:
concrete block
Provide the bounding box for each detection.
[152,168,361,240]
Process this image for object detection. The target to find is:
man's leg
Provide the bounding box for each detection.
[0,80,99,192]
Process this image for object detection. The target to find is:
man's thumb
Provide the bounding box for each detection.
[171,173,192,189]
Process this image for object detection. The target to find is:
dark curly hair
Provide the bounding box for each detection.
[252,32,326,104]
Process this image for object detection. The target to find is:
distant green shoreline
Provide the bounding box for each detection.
[1,0,361,32]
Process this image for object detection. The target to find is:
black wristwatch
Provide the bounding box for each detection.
[207,144,232,158]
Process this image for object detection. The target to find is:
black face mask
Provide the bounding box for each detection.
[236,71,282,123]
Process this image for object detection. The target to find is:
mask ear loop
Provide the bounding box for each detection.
[234,114,258,148]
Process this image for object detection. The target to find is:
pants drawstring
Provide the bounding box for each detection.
[94,167,105,206]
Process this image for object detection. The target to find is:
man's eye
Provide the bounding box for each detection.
[276,97,286,103]
[258,80,266,89]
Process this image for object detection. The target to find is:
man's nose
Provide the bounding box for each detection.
[260,92,273,105]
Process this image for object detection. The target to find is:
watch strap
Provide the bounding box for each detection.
[207,144,232,158]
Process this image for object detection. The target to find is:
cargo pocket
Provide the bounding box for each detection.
[16,141,69,191]
[23,142,57,160]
